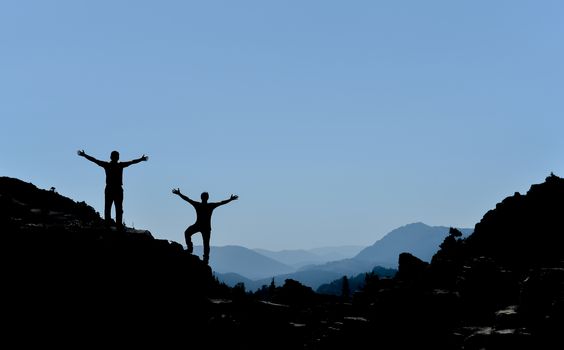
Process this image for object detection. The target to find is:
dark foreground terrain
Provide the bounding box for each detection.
[1,175,563,349]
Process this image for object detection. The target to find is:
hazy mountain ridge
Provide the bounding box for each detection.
[253,245,364,269]
[213,271,255,288]
[218,269,344,291]
[354,222,473,267]
[253,248,321,268]
[317,266,397,296]
[193,245,295,280]
[213,223,472,290]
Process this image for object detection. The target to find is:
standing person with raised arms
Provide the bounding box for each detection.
[78,149,148,230]
[172,188,238,264]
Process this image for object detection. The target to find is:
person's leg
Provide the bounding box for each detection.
[104,188,112,225]
[115,188,124,230]
[202,230,211,264]
[184,225,199,253]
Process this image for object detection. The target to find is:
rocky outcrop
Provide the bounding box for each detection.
[395,252,428,282]
[1,177,215,346]
[340,174,564,349]
[466,173,564,269]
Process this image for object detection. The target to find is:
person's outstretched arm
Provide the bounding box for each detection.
[77,150,106,167]
[216,194,239,207]
[172,188,197,205]
[121,154,149,167]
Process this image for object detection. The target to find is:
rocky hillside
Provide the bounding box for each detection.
[2,174,563,349]
[1,177,215,346]
[351,174,564,349]
[466,173,564,269]
[0,177,361,349]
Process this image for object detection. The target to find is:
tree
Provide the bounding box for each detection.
[439,227,463,250]
[269,278,276,296]
[232,282,246,300]
[363,272,380,292]
[341,276,350,302]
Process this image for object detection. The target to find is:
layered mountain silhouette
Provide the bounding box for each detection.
[355,222,473,267]
[216,223,471,290]
[3,174,563,349]
[254,245,365,269]
[300,223,471,276]
[194,245,295,279]
[234,268,347,291]
[317,266,397,295]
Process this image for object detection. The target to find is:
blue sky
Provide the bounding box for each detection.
[1,1,563,250]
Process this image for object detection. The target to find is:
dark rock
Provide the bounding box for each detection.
[395,252,429,282]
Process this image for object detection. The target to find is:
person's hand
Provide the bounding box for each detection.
[230,194,239,201]
[141,154,149,161]
[172,188,181,195]
[77,150,85,157]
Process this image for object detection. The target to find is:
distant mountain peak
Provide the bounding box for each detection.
[354,222,472,267]
[406,221,428,227]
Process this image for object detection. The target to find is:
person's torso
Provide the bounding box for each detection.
[104,162,124,188]
[194,203,216,230]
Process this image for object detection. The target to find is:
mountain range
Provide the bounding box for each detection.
[193,245,295,280]
[354,222,473,267]
[203,222,472,290]
[254,245,365,268]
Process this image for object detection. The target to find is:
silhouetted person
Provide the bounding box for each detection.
[78,150,148,230]
[172,188,238,264]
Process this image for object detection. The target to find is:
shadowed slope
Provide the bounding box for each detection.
[465,173,564,269]
[1,177,215,346]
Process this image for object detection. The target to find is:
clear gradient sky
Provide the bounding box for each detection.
[1,1,563,250]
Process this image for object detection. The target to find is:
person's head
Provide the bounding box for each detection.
[201,192,209,202]
[110,151,120,162]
